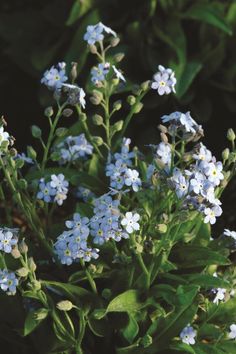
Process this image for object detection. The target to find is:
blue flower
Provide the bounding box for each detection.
[0,229,17,253]
[41,62,68,90]
[56,134,93,164]
[84,22,116,45]
[180,325,197,345]
[91,63,110,84]
[77,247,99,262]
[16,153,34,164]
[204,205,222,225]
[151,65,176,95]
[65,213,90,238]
[121,212,140,234]
[76,187,95,202]
[62,84,86,108]
[124,169,142,192]
[156,142,172,166]
[0,270,18,295]
[37,179,56,203]
[204,162,224,186]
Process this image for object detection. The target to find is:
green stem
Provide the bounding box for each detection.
[130,233,150,289]
[80,259,97,294]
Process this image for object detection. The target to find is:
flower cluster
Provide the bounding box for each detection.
[84,22,116,45]
[90,194,129,244]
[151,65,176,95]
[0,228,18,253]
[37,174,69,206]
[54,213,99,265]
[106,138,141,192]
[0,270,18,295]
[55,134,93,164]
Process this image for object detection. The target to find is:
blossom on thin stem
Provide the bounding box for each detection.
[151,65,176,95]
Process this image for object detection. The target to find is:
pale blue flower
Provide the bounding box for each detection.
[156,142,171,166]
[212,287,226,304]
[91,63,110,84]
[37,179,56,203]
[180,325,197,345]
[41,62,67,90]
[0,270,18,295]
[229,324,236,340]
[76,187,95,202]
[204,162,224,186]
[224,229,236,241]
[56,134,93,164]
[204,205,222,225]
[65,213,90,238]
[84,24,104,45]
[151,65,176,95]
[121,212,140,234]
[77,248,99,262]
[174,174,189,199]
[0,230,17,253]
[62,84,86,108]
[193,143,212,163]
[16,153,34,164]
[124,169,142,192]
[50,174,69,192]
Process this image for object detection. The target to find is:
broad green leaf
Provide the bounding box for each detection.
[183,4,232,35]
[176,61,202,98]
[195,343,226,354]
[23,308,49,336]
[121,313,139,344]
[170,342,196,353]
[88,153,102,178]
[107,289,143,313]
[184,274,230,289]
[219,341,236,354]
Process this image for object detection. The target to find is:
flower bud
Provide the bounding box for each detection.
[111,78,119,86]
[70,62,78,82]
[101,288,112,300]
[34,308,49,320]
[88,264,97,273]
[222,148,230,161]
[160,133,168,144]
[127,95,136,106]
[57,300,73,311]
[140,80,150,91]
[156,224,167,233]
[31,280,41,291]
[18,179,28,190]
[140,334,153,348]
[27,146,37,160]
[28,257,37,272]
[31,125,42,139]
[92,114,103,126]
[92,136,103,146]
[132,85,142,96]
[110,37,120,47]
[55,127,68,137]
[113,53,125,62]
[133,102,143,114]
[62,108,73,117]
[16,267,29,277]
[11,246,21,259]
[19,239,28,254]
[0,116,7,126]
[9,148,18,157]
[112,120,123,133]
[157,124,168,134]
[15,158,24,169]
[90,90,103,105]
[44,106,53,118]
[227,128,235,142]
[89,44,97,54]
[113,100,122,111]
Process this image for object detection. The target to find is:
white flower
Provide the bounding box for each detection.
[229,324,236,340]
[112,65,126,82]
[204,206,222,225]
[124,169,142,192]
[212,288,226,304]
[205,162,224,186]
[121,212,140,234]
[224,229,236,240]
[0,126,9,146]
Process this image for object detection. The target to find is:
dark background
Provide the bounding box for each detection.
[0,0,235,229]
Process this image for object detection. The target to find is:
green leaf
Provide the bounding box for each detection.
[107,290,143,313]
[88,153,102,178]
[183,4,232,35]
[66,0,93,26]
[23,308,49,336]
[88,316,111,337]
[184,274,230,289]
[176,61,202,98]
[170,342,196,354]
[121,313,139,344]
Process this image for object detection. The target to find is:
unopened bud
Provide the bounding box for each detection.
[102,288,112,300]
[127,95,136,106]
[88,264,97,274]
[0,116,7,126]
[16,267,29,277]
[158,124,168,134]
[111,78,119,85]
[27,146,37,160]
[140,80,150,91]
[140,334,153,348]
[11,246,21,259]
[89,44,97,54]
[90,90,103,105]
[113,53,125,63]
[31,280,41,291]
[19,239,28,254]
[10,148,18,157]
[28,257,37,272]
[15,158,24,169]
[112,120,123,133]
[55,127,68,137]
[70,62,78,82]
[227,128,235,142]
[92,114,103,126]
[132,85,142,96]
[133,102,143,114]
[31,125,42,139]
[34,308,49,320]
[113,100,122,111]
[62,108,73,117]
[160,133,168,143]
[110,37,120,47]
[57,300,73,311]
[92,136,103,146]
[44,106,53,118]
[18,179,28,190]
[222,148,230,161]
[156,224,167,233]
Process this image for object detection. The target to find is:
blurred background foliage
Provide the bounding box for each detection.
[0,0,236,152]
[0,0,236,230]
